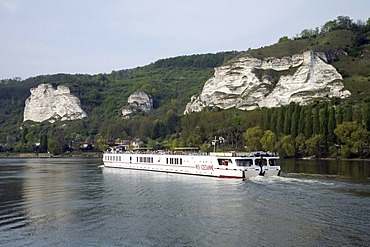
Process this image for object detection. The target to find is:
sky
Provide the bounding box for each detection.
[1,0,369,80]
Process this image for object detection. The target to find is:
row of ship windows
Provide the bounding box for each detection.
[136,157,183,165]
[166,158,183,165]
[137,157,154,163]
[105,156,183,165]
[105,156,121,162]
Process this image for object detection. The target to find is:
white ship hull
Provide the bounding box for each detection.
[103,151,281,179]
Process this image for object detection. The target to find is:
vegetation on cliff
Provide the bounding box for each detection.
[0,16,369,158]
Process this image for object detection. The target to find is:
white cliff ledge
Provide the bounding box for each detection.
[184,51,351,114]
[23,83,87,122]
[122,91,153,118]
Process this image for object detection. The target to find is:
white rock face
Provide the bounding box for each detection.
[122,91,153,117]
[23,83,87,122]
[184,51,351,114]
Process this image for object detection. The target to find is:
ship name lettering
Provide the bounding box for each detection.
[201,165,213,171]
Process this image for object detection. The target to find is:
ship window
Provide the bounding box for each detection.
[218,159,231,166]
[151,157,153,163]
[236,159,253,167]
[180,158,182,165]
[166,158,168,164]
[256,159,266,166]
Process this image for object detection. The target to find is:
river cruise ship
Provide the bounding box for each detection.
[103,148,281,179]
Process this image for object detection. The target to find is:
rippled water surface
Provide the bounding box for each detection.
[0,158,369,247]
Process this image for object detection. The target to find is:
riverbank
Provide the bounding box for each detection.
[0,152,102,158]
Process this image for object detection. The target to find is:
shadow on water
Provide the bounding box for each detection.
[280,159,370,184]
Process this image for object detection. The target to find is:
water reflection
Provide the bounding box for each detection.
[0,158,104,241]
[1,158,369,246]
[281,159,370,183]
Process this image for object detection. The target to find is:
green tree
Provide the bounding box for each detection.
[305,134,324,157]
[95,137,109,152]
[334,121,369,157]
[280,135,294,157]
[21,126,28,144]
[298,106,305,135]
[300,29,311,38]
[319,103,329,144]
[243,126,263,151]
[138,119,154,141]
[186,134,202,147]
[343,105,353,122]
[165,109,179,133]
[336,105,343,125]
[336,16,353,29]
[313,105,320,135]
[276,107,285,137]
[295,133,306,157]
[200,143,210,152]
[171,138,185,149]
[152,120,167,140]
[291,104,300,138]
[40,132,48,153]
[278,36,289,42]
[304,105,313,138]
[321,20,338,33]
[260,130,277,152]
[284,103,294,135]
[270,108,278,133]
[365,103,370,132]
[327,106,336,144]
[48,138,61,155]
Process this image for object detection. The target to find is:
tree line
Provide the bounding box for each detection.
[279,16,370,47]
[1,16,369,158]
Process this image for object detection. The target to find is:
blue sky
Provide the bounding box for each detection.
[1,0,369,80]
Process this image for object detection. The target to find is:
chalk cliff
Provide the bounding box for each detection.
[184,51,350,114]
[122,91,153,117]
[23,83,87,122]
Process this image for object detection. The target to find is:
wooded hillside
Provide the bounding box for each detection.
[1,16,369,158]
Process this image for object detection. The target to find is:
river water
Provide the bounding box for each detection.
[0,158,369,247]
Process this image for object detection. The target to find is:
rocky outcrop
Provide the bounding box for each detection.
[184,51,351,114]
[122,91,153,118]
[23,83,87,122]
